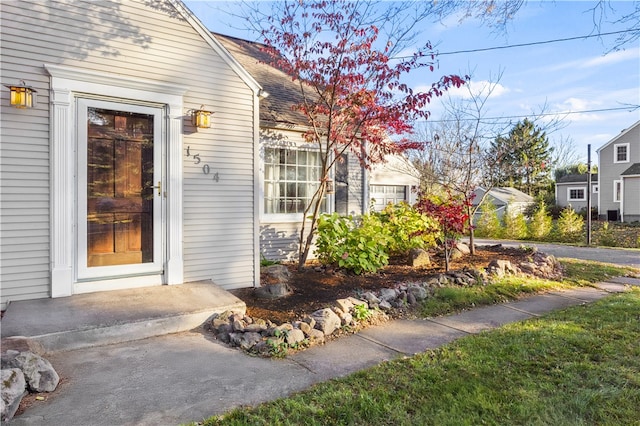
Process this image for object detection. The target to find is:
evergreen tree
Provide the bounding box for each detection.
[475,199,502,238]
[503,206,528,240]
[488,119,553,197]
[555,207,584,243]
[528,201,553,241]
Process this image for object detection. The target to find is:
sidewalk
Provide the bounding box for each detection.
[7,277,639,426]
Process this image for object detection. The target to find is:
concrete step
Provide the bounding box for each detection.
[1,281,246,354]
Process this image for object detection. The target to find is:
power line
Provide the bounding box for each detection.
[420,105,640,123]
[394,29,635,59]
[436,30,635,56]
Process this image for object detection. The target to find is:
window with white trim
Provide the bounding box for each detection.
[614,143,630,163]
[613,180,622,202]
[567,187,586,201]
[264,147,326,214]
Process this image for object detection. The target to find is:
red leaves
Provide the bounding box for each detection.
[415,195,471,240]
[260,0,468,168]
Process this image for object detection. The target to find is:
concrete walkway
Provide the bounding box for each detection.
[7,277,639,426]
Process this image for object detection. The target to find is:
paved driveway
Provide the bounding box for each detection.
[470,238,640,269]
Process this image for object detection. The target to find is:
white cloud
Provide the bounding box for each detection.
[538,47,640,74]
[582,48,640,68]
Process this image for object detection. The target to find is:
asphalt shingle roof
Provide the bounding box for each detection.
[621,163,640,176]
[556,173,598,184]
[214,33,311,127]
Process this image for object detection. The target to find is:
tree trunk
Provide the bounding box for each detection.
[297,181,327,271]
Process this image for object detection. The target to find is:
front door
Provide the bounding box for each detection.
[77,99,164,282]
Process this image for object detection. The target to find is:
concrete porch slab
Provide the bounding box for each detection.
[1,281,245,354]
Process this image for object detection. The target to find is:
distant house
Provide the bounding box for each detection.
[215,33,419,261]
[596,120,640,222]
[555,173,598,211]
[472,187,535,220]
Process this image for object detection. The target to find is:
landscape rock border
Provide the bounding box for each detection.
[208,246,563,357]
[1,350,60,422]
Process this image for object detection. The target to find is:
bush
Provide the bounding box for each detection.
[595,221,617,247]
[503,208,528,240]
[474,199,503,238]
[554,207,584,243]
[315,213,390,274]
[374,202,440,255]
[528,201,553,241]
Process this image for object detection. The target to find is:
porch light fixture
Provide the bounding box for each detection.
[192,105,212,129]
[4,80,36,108]
[325,178,335,194]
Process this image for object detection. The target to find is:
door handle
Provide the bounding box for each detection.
[152,181,161,196]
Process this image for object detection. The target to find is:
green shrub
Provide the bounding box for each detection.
[595,221,617,247]
[554,207,584,242]
[474,199,503,238]
[503,208,528,240]
[528,201,553,241]
[315,212,390,274]
[374,202,440,255]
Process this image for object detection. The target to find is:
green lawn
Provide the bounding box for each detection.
[197,260,640,425]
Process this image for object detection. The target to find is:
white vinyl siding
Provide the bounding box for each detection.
[1,0,258,308]
[622,177,640,221]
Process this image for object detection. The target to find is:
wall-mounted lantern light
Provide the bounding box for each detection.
[325,178,335,194]
[192,105,212,129]
[4,80,36,108]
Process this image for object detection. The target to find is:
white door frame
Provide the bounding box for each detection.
[76,99,164,284]
[46,64,187,297]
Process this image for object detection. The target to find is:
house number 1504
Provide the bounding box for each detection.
[186,146,220,182]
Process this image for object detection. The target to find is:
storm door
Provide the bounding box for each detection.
[77,99,164,281]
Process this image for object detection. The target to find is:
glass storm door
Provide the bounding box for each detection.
[77,99,164,280]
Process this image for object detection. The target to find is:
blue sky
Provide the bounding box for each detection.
[185,1,640,165]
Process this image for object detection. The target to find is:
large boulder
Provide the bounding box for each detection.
[257,264,293,299]
[1,368,27,422]
[310,308,341,336]
[254,282,293,299]
[408,248,431,268]
[3,351,59,393]
[261,264,291,283]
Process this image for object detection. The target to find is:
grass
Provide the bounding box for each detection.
[419,258,638,317]
[195,260,640,425]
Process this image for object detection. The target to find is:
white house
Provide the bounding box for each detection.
[472,187,535,220]
[555,173,598,212]
[596,120,640,222]
[0,0,262,310]
[214,33,419,261]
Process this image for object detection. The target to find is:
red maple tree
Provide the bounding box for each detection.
[415,194,472,272]
[259,0,467,268]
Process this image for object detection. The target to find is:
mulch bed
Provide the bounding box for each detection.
[231,245,529,324]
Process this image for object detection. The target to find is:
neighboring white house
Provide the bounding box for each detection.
[471,187,535,220]
[555,173,598,212]
[596,120,640,222]
[214,33,419,261]
[0,0,262,310]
